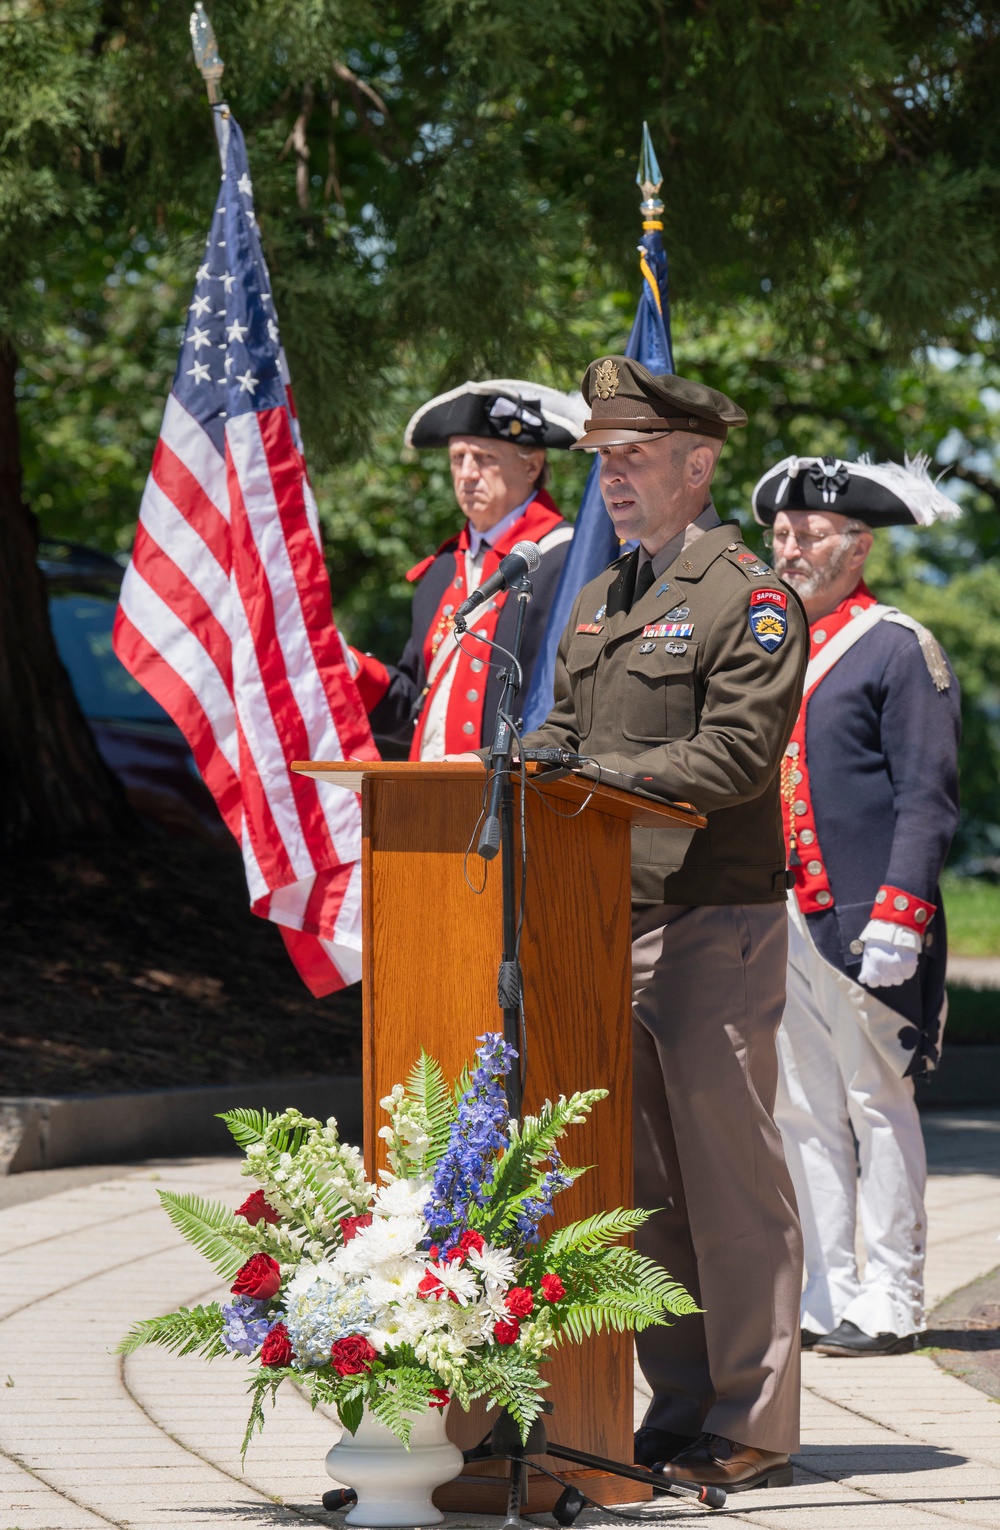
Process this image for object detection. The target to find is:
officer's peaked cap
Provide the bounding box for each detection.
[572,356,747,449]
[405,380,588,451]
[752,454,961,528]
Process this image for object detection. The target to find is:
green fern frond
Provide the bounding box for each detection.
[465,1353,548,1441]
[117,1303,227,1358]
[405,1051,456,1160]
[158,1191,252,1278]
[542,1207,650,1258]
[368,1367,441,1445]
[217,1107,274,1151]
[482,1092,605,1235]
[242,1372,281,1460]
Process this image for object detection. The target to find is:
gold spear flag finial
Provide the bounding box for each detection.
[636,121,664,224]
[190,3,225,105]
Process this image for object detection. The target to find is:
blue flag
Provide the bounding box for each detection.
[521,159,673,731]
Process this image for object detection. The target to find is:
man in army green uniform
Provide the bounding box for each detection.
[523,358,808,1491]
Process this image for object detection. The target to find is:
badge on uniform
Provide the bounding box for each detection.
[748,588,788,651]
[642,621,694,639]
[594,604,607,621]
[663,605,690,620]
[576,622,603,634]
[638,641,656,654]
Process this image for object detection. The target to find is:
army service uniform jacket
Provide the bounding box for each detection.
[523,523,809,905]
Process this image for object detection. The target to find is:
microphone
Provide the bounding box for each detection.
[455,541,541,623]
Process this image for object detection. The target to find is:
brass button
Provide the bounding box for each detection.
[816,890,832,906]
[727,543,738,552]
[799,829,815,846]
[807,860,823,876]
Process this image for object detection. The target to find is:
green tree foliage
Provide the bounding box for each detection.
[4,0,1000,851]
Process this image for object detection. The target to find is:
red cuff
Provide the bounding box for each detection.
[350,649,391,712]
[869,884,937,934]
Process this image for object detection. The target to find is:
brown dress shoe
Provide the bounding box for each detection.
[655,1433,793,1492]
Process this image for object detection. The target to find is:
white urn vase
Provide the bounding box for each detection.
[325,1403,464,1527]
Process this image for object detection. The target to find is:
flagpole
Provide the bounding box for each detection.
[189,3,230,168]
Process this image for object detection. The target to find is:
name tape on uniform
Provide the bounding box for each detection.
[748,587,788,652]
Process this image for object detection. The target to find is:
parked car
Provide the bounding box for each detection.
[38,539,229,845]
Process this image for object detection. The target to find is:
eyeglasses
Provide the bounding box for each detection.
[763,528,863,550]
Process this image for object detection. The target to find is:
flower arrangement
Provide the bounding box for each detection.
[119,1034,696,1455]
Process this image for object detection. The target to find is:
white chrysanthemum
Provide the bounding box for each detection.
[334,1214,426,1273]
[467,1242,518,1288]
[429,1260,479,1306]
[373,1178,431,1219]
[362,1256,424,1307]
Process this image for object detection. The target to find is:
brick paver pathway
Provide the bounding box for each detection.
[2,1114,1000,1529]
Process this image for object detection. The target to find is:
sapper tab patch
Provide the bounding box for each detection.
[642,622,694,639]
[576,622,604,634]
[748,588,788,652]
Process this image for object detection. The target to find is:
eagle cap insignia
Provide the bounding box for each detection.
[594,359,620,400]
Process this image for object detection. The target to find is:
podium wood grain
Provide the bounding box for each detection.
[292,762,704,1510]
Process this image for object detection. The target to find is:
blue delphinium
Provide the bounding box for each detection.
[220,1296,272,1356]
[514,1147,575,1249]
[424,1032,515,1250]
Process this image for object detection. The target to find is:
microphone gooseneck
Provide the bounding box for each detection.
[454,540,541,625]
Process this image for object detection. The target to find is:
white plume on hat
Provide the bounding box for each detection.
[852,452,961,526]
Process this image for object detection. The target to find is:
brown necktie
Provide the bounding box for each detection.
[631,557,655,610]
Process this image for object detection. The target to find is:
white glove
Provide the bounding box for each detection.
[858,937,919,988]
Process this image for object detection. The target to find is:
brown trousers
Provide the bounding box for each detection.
[632,902,802,1453]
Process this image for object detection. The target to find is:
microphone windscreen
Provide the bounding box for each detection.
[510,540,541,572]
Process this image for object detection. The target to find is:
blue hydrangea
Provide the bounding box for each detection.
[424,1032,516,1251]
[220,1296,272,1356]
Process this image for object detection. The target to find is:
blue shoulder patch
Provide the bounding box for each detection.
[748,588,788,652]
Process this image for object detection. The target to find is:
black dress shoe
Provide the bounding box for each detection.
[801,1328,823,1349]
[655,1433,793,1491]
[633,1426,698,1468]
[813,1319,918,1357]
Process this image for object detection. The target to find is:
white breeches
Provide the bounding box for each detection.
[774,905,927,1339]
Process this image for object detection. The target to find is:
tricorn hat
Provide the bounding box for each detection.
[572,356,747,450]
[404,379,587,450]
[752,453,961,528]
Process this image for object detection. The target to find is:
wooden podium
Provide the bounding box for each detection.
[293,760,704,1512]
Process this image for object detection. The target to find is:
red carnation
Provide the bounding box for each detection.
[235,1190,280,1227]
[458,1230,485,1256]
[231,1252,281,1301]
[340,1213,373,1243]
[260,1322,294,1368]
[332,1335,377,1376]
[505,1287,534,1318]
[493,1318,520,1346]
[540,1273,566,1303]
[429,1388,450,1410]
[418,1269,445,1300]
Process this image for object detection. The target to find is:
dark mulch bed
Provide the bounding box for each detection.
[924,1265,1000,1398]
[1,838,362,1095]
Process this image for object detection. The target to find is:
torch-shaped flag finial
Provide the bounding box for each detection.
[190,3,225,104]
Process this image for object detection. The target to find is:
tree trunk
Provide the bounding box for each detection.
[0,335,131,846]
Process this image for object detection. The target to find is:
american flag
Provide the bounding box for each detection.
[113,111,378,998]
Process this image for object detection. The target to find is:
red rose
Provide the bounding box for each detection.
[493,1318,520,1346]
[235,1190,280,1227]
[260,1322,294,1367]
[231,1252,281,1300]
[340,1213,373,1243]
[505,1287,534,1318]
[331,1335,377,1376]
[540,1273,566,1303]
[429,1388,450,1410]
